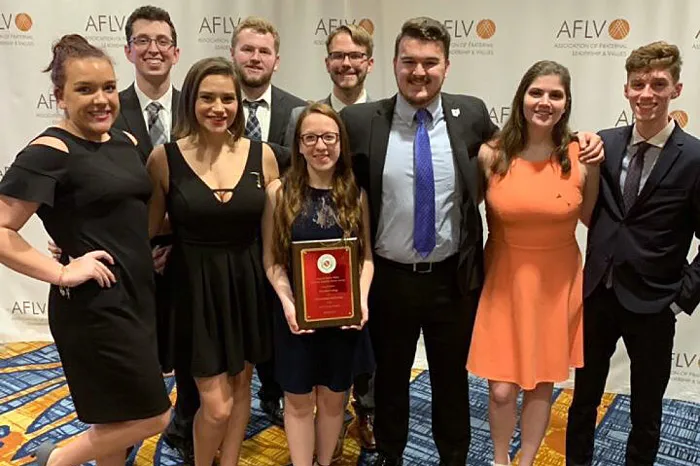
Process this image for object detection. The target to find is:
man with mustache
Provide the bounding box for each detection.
[230,16,306,427]
[340,17,604,466]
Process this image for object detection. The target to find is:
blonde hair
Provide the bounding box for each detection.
[231,16,280,53]
[326,24,373,58]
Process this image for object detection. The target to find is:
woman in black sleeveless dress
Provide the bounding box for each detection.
[262,103,374,466]
[146,57,279,466]
[0,35,170,466]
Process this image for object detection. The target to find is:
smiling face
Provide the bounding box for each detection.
[124,19,179,81]
[230,28,279,89]
[325,31,373,92]
[394,37,449,107]
[194,74,238,135]
[57,57,119,141]
[298,112,341,176]
[522,74,568,131]
[625,68,681,130]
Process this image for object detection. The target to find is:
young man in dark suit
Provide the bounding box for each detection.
[567,41,700,466]
[116,5,180,162]
[341,17,603,466]
[229,16,306,427]
[118,6,196,463]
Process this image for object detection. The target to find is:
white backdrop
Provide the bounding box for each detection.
[0,0,698,402]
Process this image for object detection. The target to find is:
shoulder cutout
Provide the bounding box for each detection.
[29,136,69,153]
[122,131,138,146]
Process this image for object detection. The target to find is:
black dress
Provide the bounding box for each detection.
[0,127,170,423]
[274,187,374,394]
[164,140,271,378]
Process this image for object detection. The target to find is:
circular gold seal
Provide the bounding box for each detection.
[670,110,688,128]
[15,13,33,32]
[608,19,630,40]
[358,18,374,35]
[476,19,496,40]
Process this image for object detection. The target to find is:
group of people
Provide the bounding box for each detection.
[0,5,697,466]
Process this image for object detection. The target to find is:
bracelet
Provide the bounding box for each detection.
[58,265,70,299]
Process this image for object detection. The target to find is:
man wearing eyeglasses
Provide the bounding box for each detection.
[117,5,180,163]
[116,5,193,463]
[284,24,375,147]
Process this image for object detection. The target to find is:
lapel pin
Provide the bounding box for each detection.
[451,108,461,117]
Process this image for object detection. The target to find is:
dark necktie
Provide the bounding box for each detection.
[245,101,263,141]
[413,108,435,258]
[146,102,166,146]
[622,141,652,212]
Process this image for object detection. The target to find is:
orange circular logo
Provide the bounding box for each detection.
[476,19,496,40]
[15,13,32,32]
[670,110,688,128]
[358,18,374,36]
[608,19,630,40]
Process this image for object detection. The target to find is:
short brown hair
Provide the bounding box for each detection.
[394,17,450,59]
[231,16,280,53]
[174,57,245,141]
[626,41,682,83]
[326,24,374,58]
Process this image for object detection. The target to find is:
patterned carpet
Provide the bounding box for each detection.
[1,342,698,465]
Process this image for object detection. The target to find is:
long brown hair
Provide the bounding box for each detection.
[174,57,245,141]
[492,60,575,175]
[272,103,363,265]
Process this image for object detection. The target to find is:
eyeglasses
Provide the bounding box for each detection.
[327,51,368,63]
[300,132,339,147]
[129,36,175,50]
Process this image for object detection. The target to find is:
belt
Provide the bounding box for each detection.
[375,254,458,274]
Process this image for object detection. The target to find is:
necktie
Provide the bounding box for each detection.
[245,101,263,141]
[146,102,167,147]
[413,108,436,258]
[622,141,652,212]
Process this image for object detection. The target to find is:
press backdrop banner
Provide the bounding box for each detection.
[0,0,699,401]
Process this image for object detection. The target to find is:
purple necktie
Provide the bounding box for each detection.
[414,108,435,258]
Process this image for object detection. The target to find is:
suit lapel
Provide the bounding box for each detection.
[605,126,633,215]
[170,88,180,140]
[369,97,395,228]
[632,126,684,210]
[269,86,286,145]
[119,85,152,155]
[442,94,477,205]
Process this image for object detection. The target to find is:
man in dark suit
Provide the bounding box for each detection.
[117,6,197,463]
[116,5,180,162]
[229,16,306,427]
[567,41,700,466]
[342,18,603,466]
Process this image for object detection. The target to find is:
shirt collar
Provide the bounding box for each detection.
[631,118,675,148]
[330,88,367,112]
[243,84,272,108]
[134,81,173,114]
[395,92,443,125]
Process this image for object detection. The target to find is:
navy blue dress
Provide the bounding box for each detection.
[274,187,374,394]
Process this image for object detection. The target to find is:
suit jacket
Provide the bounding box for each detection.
[113,83,180,163]
[284,93,371,148]
[266,85,306,172]
[340,93,498,294]
[584,124,700,315]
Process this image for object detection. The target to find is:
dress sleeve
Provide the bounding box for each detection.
[0,144,69,207]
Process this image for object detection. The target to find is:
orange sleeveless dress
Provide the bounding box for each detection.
[467,143,584,390]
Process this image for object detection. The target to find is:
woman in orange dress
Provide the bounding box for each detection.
[467,60,600,466]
